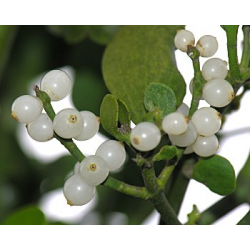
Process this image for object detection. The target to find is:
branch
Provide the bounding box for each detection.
[221,25,242,86]
[141,165,181,225]
[240,25,250,71]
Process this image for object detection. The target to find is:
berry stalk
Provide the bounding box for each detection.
[187,47,205,117]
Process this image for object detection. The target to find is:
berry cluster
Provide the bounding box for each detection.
[11,69,126,206]
[130,29,235,159]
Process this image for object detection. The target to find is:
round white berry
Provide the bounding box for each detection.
[193,135,219,157]
[53,108,83,139]
[174,30,195,52]
[169,121,197,147]
[196,35,218,57]
[202,79,234,107]
[11,95,43,123]
[74,111,100,141]
[202,58,228,81]
[177,103,189,117]
[162,112,188,135]
[27,113,53,142]
[183,144,194,155]
[63,174,96,206]
[130,122,161,152]
[192,107,221,136]
[74,162,81,174]
[40,69,72,101]
[79,155,109,186]
[96,140,126,171]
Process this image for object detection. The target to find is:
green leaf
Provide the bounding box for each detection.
[102,25,186,124]
[3,205,47,225]
[117,99,130,126]
[152,145,178,162]
[144,82,176,119]
[100,94,130,144]
[192,155,236,195]
[88,25,122,45]
[47,25,88,44]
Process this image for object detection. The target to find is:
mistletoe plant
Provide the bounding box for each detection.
[11,25,250,225]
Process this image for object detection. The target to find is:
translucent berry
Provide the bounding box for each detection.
[169,121,197,147]
[202,79,234,107]
[183,144,194,155]
[162,112,188,135]
[196,35,218,57]
[130,122,161,151]
[63,174,96,206]
[11,95,43,123]
[174,30,195,52]
[202,58,228,81]
[53,108,83,139]
[96,140,126,171]
[79,155,109,186]
[40,69,72,101]
[192,107,222,136]
[27,113,54,142]
[193,135,219,157]
[177,103,189,117]
[74,111,100,141]
[74,162,81,174]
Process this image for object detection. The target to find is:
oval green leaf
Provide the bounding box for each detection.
[4,205,47,225]
[152,145,178,162]
[192,155,236,195]
[102,25,186,124]
[144,82,176,119]
[100,94,130,144]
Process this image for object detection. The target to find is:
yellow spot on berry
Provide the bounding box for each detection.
[11,112,19,121]
[88,164,97,172]
[132,136,140,145]
[69,115,77,123]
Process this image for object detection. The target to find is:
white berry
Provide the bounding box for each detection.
[192,107,221,136]
[130,122,161,151]
[169,121,197,147]
[177,103,189,117]
[196,35,218,57]
[63,174,96,206]
[74,111,100,141]
[162,112,188,135]
[183,144,194,155]
[27,113,54,142]
[11,95,43,123]
[53,108,83,139]
[174,30,195,52]
[202,79,234,107]
[40,69,72,101]
[96,140,126,171]
[79,155,109,186]
[74,162,81,174]
[202,58,228,81]
[193,135,219,157]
